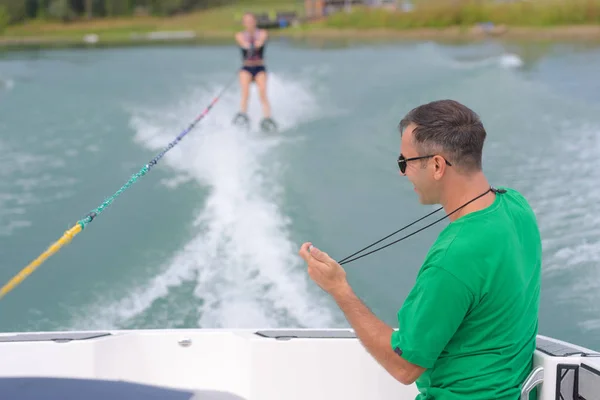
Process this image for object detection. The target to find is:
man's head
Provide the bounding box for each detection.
[242,12,257,30]
[398,100,487,204]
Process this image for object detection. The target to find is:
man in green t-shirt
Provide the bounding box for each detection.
[298,99,542,399]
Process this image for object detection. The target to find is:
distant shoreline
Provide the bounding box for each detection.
[281,25,600,41]
[1,25,600,49]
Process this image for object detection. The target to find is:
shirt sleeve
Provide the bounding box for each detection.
[390,265,474,369]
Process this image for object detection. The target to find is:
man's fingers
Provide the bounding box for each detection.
[298,242,313,261]
[307,245,330,263]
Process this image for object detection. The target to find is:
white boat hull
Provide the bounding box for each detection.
[1,329,599,399]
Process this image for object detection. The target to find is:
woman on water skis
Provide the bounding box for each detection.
[232,13,277,132]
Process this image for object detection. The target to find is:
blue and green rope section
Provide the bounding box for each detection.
[0,74,237,300]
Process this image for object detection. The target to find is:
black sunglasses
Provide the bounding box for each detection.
[397,153,452,174]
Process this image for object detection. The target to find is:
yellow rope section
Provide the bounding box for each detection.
[0,75,235,301]
[0,223,82,299]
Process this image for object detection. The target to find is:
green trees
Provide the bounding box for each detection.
[0,0,27,24]
[0,0,236,26]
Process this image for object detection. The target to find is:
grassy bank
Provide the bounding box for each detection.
[324,0,600,29]
[1,3,297,38]
[1,0,600,48]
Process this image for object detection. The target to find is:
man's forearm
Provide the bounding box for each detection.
[331,284,407,382]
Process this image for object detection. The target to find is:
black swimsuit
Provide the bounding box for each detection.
[240,31,266,79]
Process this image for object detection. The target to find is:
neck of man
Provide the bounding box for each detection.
[440,171,495,222]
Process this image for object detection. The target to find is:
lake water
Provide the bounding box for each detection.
[1,37,600,351]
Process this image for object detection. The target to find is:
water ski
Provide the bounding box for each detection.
[260,117,278,133]
[232,112,250,130]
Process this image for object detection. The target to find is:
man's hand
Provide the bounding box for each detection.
[298,242,349,297]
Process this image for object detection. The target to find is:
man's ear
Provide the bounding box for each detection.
[433,155,446,180]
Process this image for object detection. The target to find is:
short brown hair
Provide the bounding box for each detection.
[399,99,486,172]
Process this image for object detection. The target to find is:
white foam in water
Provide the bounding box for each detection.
[498,53,524,69]
[0,76,14,91]
[449,53,523,70]
[71,72,342,330]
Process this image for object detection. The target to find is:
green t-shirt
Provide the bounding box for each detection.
[390,187,542,400]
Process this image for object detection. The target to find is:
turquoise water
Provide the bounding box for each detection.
[1,38,600,351]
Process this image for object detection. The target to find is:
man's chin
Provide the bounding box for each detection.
[413,187,425,203]
[412,185,432,204]
[416,191,433,205]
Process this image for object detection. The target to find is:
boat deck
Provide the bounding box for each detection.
[1,328,599,399]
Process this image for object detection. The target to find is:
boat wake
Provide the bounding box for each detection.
[68,72,344,330]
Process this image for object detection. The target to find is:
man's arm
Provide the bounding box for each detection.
[331,284,425,385]
[298,242,471,386]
